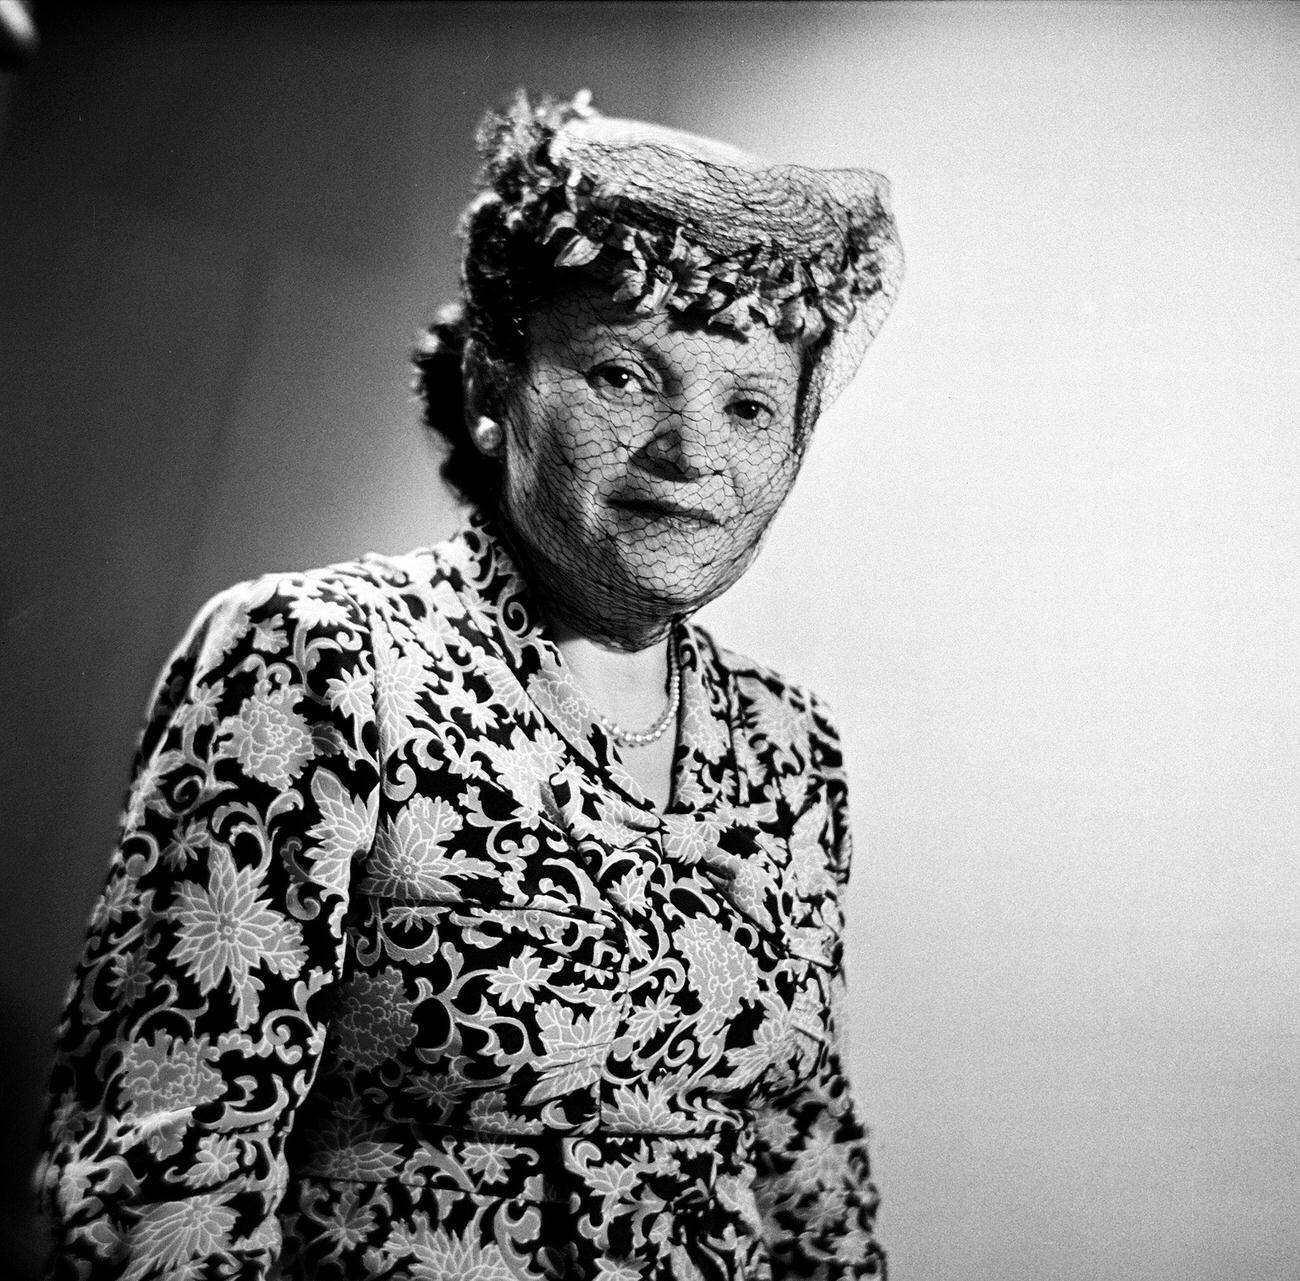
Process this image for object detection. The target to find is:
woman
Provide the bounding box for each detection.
[40,92,903,1280]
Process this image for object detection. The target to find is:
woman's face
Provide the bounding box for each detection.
[496,282,806,645]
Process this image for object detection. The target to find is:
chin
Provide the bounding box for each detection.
[608,548,750,617]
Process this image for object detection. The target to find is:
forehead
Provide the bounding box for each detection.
[524,280,801,380]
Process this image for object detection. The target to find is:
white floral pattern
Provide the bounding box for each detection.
[41,515,884,1280]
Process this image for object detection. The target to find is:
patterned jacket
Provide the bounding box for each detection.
[41,516,885,1280]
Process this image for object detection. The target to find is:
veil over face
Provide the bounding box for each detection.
[496,281,805,650]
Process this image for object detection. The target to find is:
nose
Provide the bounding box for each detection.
[637,394,725,482]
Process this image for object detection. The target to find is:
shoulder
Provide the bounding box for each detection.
[192,550,436,645]
[686,622,843,771]
[161,550,443,708]
[134,555,438,774]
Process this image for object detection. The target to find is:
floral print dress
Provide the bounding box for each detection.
[40,516,886,1280]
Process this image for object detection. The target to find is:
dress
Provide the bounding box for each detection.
[41,515,885,1280]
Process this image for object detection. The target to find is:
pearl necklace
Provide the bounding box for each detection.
[593,644,681,748]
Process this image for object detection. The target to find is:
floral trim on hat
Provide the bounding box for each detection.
[473,91,895,347]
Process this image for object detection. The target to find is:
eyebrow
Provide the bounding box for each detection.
[570,330,793,388]
[626,336,794,385]
[576,333,677,386]
[726,369,788,387]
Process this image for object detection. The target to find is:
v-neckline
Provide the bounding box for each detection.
[439,513,740,823]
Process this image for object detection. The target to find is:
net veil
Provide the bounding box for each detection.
[416,91,903,651]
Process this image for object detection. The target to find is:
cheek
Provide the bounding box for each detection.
[507,394,632,504]
[562,402,640,471]
[729,431,802,514]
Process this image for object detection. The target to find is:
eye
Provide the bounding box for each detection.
[728,396,776,427]
[587,362,647,397]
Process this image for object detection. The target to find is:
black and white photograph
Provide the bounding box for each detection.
[1,3,1296,1278]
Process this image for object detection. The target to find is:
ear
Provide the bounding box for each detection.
[462,336,503,428]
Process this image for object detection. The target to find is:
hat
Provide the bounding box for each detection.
[469,90,903,419]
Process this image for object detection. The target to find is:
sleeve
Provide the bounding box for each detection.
[38,572,381,1280]
[751,696,887,1280]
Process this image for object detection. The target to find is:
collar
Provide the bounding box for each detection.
[436,511,739,824]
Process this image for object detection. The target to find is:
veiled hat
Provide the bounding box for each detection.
[464,91,904,421]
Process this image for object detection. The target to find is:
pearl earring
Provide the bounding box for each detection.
[473,415,504,457]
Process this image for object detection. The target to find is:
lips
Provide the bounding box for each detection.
[611,496,720,525]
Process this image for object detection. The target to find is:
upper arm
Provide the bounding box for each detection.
[41,571,381,1277]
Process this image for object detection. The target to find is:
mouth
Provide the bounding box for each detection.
[611,497,720,526]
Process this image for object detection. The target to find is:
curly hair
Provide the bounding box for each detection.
[412,95,591,511]
[410,301,487,511]
[411,209,554,513]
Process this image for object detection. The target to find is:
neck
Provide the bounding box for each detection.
[551,619,673,732]
[538,579,674,649]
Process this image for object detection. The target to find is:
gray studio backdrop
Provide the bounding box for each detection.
[1,3,1297,1277]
